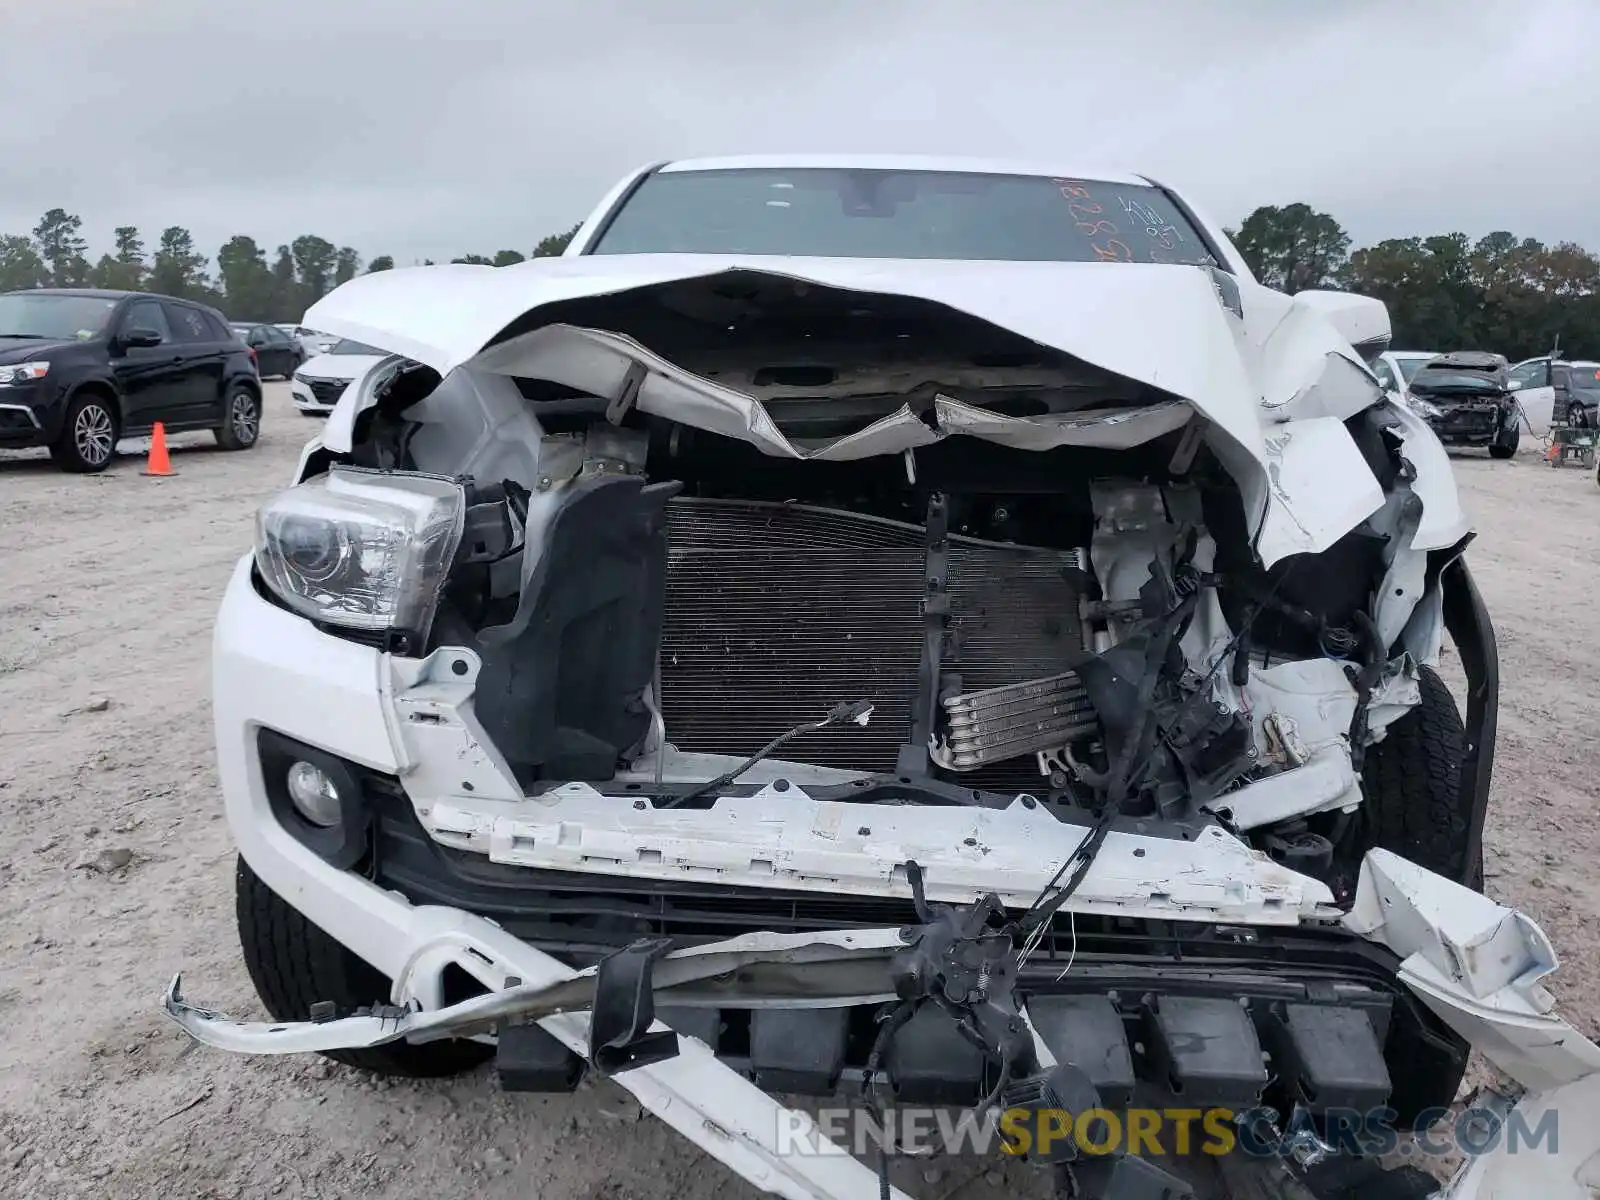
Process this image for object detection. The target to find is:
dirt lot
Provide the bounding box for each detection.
[1,383,1597,1199]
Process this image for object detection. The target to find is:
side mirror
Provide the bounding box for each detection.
[122,327,163,349]
[1507,379,1523,391]
[1293,290,1392,363]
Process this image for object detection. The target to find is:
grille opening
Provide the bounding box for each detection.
[655,497,1090,790]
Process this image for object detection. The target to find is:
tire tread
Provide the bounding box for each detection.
[235,858,491,1077]
[1360,665,1476,884]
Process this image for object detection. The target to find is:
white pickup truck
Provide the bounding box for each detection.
[166,156,1598,1200]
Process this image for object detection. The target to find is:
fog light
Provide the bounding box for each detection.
[286,761,342,827]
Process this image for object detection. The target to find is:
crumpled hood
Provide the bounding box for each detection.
[304,254,1428,565]
[309,254,1268,444]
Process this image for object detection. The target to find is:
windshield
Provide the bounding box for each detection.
[328,339,382,355]
[1394,357,1434,383]
[591,168,1217,264]
[1411,369,1504,393]
[0,293,118,340]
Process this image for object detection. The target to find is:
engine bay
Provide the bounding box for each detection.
[363,398,1407,899]
[307,275,1447,898]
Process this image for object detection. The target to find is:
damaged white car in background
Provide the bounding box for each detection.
[166,158,1598,1199]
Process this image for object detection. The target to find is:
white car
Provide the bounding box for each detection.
[277,323,338,359]
[167,157,1597,1200]
[1508,355,1594,430]
[287,338,388,416]
[1371,350,1440,399]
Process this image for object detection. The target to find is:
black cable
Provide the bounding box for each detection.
[1017,595,1192,935]
[659,699,875,809]
[1017,806,1118,938]
[1019,559,1304,938]
[1344,611,1384,774]
[1019,492,1309,952]
[860,997,920,1200]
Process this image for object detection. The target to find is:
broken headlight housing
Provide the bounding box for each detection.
[1403,391,1443,420]
[254,466,466,644]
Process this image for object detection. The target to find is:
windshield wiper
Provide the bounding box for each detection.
[0,332,51,339]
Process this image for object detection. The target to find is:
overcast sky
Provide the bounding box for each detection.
[4,0,1596,266]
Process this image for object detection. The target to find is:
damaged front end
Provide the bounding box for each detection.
[178,257,1596,1198]
[1406,352,1520,453]
[166,854,1600,1199]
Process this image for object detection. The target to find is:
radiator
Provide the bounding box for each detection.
[658,498,1091,789]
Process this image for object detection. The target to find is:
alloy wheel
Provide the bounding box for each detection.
[74,404,115,466]
[231,392,260,444]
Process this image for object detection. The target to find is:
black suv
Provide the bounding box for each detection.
[0,288,263,473]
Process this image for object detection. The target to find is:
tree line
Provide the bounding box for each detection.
[4,202,1596,359]
[0,210,582,323]
[1227,204,1600,361]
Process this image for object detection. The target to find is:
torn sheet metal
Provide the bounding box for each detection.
[165,926,909,1053]
[168,923,915,1200]
[1221,658,1359,761]
[1356,853,1600,1200]
[1214,746,1360,832]
[305,256,1261,438]
[1382,397,1475,552]
[306,257,1457,566]
[163,849,1594,1200]
[1346,850,1600,1092]
[1438,1073,1600,1200]
[1208,414,1386,560]
[470,323,1197,460]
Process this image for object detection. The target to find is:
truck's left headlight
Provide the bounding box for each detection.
[254,466,466,642]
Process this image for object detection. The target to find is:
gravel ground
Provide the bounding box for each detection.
[1,383,1596,1199]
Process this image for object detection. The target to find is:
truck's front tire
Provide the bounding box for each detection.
[1358,664,1480,888]
[1346,664,1478,1122]
[235,857,493,1077]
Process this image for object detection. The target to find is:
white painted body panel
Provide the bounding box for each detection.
[179,162,1571,1198]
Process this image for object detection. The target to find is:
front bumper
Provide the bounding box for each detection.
[289,378,344,413]
[196,556,1597,1199]
[1425,403,1510,445]
[166,858,1600,1200]
[0,391,49,447]
[289,390,335,414]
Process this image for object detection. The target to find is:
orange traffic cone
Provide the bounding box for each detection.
[143,421,174,477]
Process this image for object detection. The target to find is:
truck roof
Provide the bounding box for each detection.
[658,154,1150,186]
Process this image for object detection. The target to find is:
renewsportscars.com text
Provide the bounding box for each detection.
[773,1104,1559,1161]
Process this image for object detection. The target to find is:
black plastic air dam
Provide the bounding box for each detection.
[655,497,1090,789]
[365,790,1470,1123]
